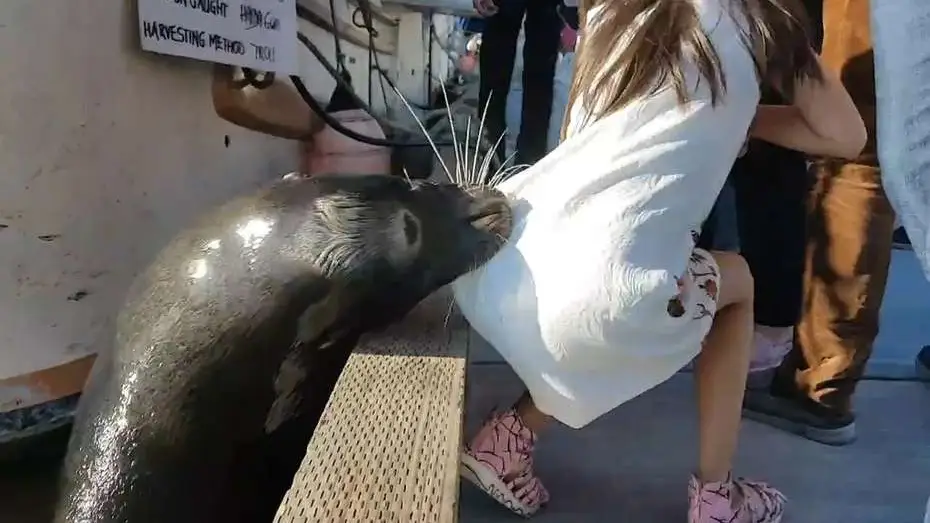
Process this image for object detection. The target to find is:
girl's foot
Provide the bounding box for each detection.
[688,474,786,523]
[460,409,549,517]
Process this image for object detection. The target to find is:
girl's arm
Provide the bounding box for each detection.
[749,54,867,160]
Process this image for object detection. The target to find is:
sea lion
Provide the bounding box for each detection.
[54,173,512,523]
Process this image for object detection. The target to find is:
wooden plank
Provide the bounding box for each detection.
[275,289,469,523]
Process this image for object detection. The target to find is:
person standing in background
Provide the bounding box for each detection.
[472,0,563,165]
[743,0,897,446]
[504,1,579,156]
[697,126,810,391]
[733,123,814,389]
[699,0,823,388]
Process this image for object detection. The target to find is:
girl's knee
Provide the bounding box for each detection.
[711,251,754,307]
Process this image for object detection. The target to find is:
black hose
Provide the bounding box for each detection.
[293,31,450,148]
[327,0,346,73]
[293,73,446,148]
[373,65,431,110]
[294,31,401,133]
[351,5,389,112]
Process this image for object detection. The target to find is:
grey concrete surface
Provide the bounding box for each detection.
[460,366,930,523]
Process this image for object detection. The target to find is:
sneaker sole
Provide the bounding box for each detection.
[742,408,857,446]
[460,452,538,518]
[746,368,776,391]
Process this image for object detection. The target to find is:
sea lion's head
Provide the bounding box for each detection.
[284,174,512,320]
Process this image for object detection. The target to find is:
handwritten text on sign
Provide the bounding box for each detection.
[138,0,298,74]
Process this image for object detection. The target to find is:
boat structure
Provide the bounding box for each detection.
[0,0,487,457]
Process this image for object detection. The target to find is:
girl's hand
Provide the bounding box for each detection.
[473,0,498,17]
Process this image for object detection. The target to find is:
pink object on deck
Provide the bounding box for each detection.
[301,109,390,176]
[560,26,577,52]
[458,53,478,74]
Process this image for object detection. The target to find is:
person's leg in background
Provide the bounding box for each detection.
[727,0,821,388]
[514,0,562,165]
[697,137,746,254]
[731,141,810,389]
[698,181,740,253]
[478,0,528,163]
[743,0,897,446]
[544,4,578,151]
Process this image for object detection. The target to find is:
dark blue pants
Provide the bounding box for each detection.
[478,0,562,165]
[699,143,810,328]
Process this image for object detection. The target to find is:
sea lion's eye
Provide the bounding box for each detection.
[386,209,421,265]
[402,211,420,245]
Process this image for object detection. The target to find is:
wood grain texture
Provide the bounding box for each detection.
[275,289,468,523]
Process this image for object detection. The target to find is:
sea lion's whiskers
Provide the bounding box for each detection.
[471,95,495,187]
[487,155,522,187]
[463,118,477,187]
[477,131,508,186]
[443,293,456,329]
[437,81,465,186]
[401,167,414,187]
[464,117,474,186]
[390,84,454,184]
[488,162,528,188]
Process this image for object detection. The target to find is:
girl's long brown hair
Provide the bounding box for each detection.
[561,0,822,138]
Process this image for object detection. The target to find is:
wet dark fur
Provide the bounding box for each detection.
[54,174,511,523]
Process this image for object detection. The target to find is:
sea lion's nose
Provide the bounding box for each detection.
[464,185,505,200]
[462,187,512,240]
[464,187,509,218]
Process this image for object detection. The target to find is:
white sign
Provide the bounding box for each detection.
[138,0,298,74]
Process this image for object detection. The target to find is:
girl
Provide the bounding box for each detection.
[452,0,865,521]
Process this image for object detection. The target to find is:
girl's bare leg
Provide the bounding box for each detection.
[695,251,754,481]
[514,391,552,432]
[689,251,785,523]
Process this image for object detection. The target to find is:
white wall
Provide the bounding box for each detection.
[0,0,301,381]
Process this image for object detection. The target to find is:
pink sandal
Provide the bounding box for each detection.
[688,474,787,523]
[460,409,550,517]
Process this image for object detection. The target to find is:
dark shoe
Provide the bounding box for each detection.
[743,384,857,446]
[917,345,930,380]
[893,227,912,250]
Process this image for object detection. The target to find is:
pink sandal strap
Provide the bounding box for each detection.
[689,474,786,523]
[461,409,550,517]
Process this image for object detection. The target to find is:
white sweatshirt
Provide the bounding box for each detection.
[454,0,760,428]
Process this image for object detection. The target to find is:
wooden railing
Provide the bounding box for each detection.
[275,289,470,523]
